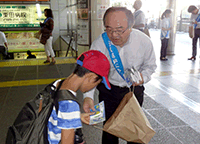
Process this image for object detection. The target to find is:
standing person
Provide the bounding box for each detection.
[132,0,145,32]
[160,9,172,61]
[188,5,200,60]
[83,7,156,144]
[0,31,9,59]
[40,8,56,65]
[47,50,111,144]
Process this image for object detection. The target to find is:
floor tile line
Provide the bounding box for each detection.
[144,109,184,144]
[0,58,76,67]
[36,64,39,93]
[0,78,65,88]
[0,66,19,122]
[150,79,200,114]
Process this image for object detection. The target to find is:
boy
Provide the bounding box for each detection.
[47,50,111,144]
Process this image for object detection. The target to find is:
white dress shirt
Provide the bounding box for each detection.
[133,10,146,30]
[160,18,171,39]
[190,9,200,29]
[84,29,157,100]
[0,31,7,46]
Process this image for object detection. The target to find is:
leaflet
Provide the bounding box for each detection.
[89,101,106,125]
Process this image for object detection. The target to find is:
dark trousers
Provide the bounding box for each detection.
[0,46,7,59]
[160,38,169,58]
[138,29,144,32]
[97,83,144,144]
[192,29,200,57]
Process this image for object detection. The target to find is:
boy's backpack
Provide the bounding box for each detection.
[6,79,81,144]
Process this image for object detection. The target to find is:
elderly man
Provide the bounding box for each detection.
[83,7,156,144]
[133,0,146,31]
[188,5,200,60]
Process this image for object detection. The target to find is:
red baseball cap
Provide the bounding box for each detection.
[77,50,111,90]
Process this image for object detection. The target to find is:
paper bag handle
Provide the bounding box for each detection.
[92,87,133,131]
[93,125,104,131]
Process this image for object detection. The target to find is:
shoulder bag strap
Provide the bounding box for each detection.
[43,17,53,24]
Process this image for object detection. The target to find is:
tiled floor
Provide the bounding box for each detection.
[0,29,200,144]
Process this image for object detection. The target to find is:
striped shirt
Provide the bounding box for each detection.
[47,90,82,144]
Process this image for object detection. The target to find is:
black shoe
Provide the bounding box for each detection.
[74,129,85,144]
[43,60,50,63]
[188,57,196,60]
[160,57,168,61]
[49,61,56,65]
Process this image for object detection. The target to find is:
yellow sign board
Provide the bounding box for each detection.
[5,31,44,52]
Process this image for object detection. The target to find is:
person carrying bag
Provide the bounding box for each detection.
[94,32,156,143]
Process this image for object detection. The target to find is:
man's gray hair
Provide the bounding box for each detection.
[134,0,142,9]
[103,7,134,28]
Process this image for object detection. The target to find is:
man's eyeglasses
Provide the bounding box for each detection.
[105,27,129,35]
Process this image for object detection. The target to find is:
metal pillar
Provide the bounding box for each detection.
[167,0,177,55]
[90,0,110,44]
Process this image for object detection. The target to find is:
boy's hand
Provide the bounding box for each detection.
[81,112,95,125]
[83,97,95,113]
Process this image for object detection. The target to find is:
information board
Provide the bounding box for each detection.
[0,4,49,28]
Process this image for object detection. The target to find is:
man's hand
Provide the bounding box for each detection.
[83,97,95,113]
[80,112,95,125]
[133,73,144,86]
[192,21,198,24]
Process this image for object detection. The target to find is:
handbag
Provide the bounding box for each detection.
[144,28,150,37]
[189,26,194,38]
[34,31,41,40]
[103,91,156,143]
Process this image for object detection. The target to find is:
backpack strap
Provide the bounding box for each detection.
[38,79,61,113]
[55,79,80,106]
[56,90,80,106]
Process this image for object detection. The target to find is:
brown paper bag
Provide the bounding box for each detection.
[189,26,194,38]
[144,28,151,37]
[103,92,155,143]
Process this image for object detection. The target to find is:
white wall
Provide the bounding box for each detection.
[51,0,110,51]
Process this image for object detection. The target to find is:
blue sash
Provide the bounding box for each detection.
[194,14,200,29]
[102,32,125,80]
